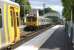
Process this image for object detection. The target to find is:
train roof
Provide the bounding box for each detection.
[0,0,19,7]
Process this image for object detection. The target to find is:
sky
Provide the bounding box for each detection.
[29,0,63,15]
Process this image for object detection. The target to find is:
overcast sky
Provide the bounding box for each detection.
[29,0,63,15]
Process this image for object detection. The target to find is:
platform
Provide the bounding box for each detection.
[14,25,64,50]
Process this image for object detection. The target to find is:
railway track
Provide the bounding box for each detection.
[21,25,54,37]
[2,25,55,50]
[13,25,54,49]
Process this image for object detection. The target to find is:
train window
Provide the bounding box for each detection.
[0,8,2,28]
[16,12,19,26]
[27,17,31,21]
[0,9,1,13]
[16,12,18,16]
[10,11,13,27]
[17,17,19,26]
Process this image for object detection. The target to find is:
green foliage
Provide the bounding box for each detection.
[62,8,71,21]
[44,8,52,13]
[39,7,56,16]
[62,0,74,21]
[15,0,31,17]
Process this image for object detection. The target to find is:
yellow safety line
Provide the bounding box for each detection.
[8,5,11,43]
[4,2,8,44]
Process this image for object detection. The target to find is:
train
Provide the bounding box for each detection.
[25,15,53,30]
[0,0,62,49]
[0,0,20,49]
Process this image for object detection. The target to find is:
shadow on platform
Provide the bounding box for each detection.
[39,27,74,50]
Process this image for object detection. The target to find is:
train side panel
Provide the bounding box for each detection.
[0,1,11,49]
[0,0,20,49]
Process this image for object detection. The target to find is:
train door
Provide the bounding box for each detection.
[8,6,20,44]
[11,7,17,43]
[15,7,20,42]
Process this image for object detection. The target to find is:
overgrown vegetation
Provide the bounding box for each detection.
[62,0,74,21]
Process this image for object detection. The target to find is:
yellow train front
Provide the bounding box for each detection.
[0,0,20,49]
[25,15,52,30]
[25,15,37,30]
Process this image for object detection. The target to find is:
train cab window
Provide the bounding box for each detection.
[0,9,2,28]
[27,16,37,22]
[27,17,31,21]
[32,17,37,21]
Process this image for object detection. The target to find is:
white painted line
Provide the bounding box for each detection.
[14,25,64,50]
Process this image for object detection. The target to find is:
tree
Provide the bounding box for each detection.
[15,0,31,17]
[39,7,56,16]
[62,0,74,21]
[44,8,54,13]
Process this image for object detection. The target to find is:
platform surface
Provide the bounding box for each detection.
[14,25,64,50]
[40,26,74,50]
